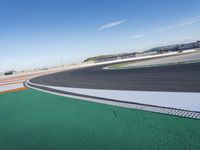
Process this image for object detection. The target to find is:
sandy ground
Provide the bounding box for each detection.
[0,67,72,93]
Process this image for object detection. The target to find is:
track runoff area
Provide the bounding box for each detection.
[1,49,200,150]
[26,49,200,119]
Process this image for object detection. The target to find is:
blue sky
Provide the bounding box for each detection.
[1,0,200,72]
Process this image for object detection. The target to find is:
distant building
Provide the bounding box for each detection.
[148,41,200,53]
[84,52,137,63]
[84,41,200,63]
[4,70,16,76]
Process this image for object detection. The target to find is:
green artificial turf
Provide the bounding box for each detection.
[0,89,200,150]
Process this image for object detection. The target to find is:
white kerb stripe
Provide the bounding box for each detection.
[27,80,200,112]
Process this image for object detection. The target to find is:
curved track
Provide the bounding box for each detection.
[30,62,200,92]
[27,61,200,119]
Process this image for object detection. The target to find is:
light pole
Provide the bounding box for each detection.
[60,56,64,68]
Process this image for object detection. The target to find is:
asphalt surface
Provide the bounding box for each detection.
[30,61,200,92]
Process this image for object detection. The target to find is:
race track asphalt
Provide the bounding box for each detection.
[30,61,200,92]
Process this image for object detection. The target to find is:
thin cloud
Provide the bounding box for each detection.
[98,20,126,31]
[156,15,200,32]
[129,34,146,39]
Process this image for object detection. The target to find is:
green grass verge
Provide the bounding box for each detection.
[107,60,200,70]
[0,89,200,150]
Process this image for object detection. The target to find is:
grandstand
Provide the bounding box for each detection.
[4,70,16,76]
[84,41,200,63]
[148,41,200,53]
